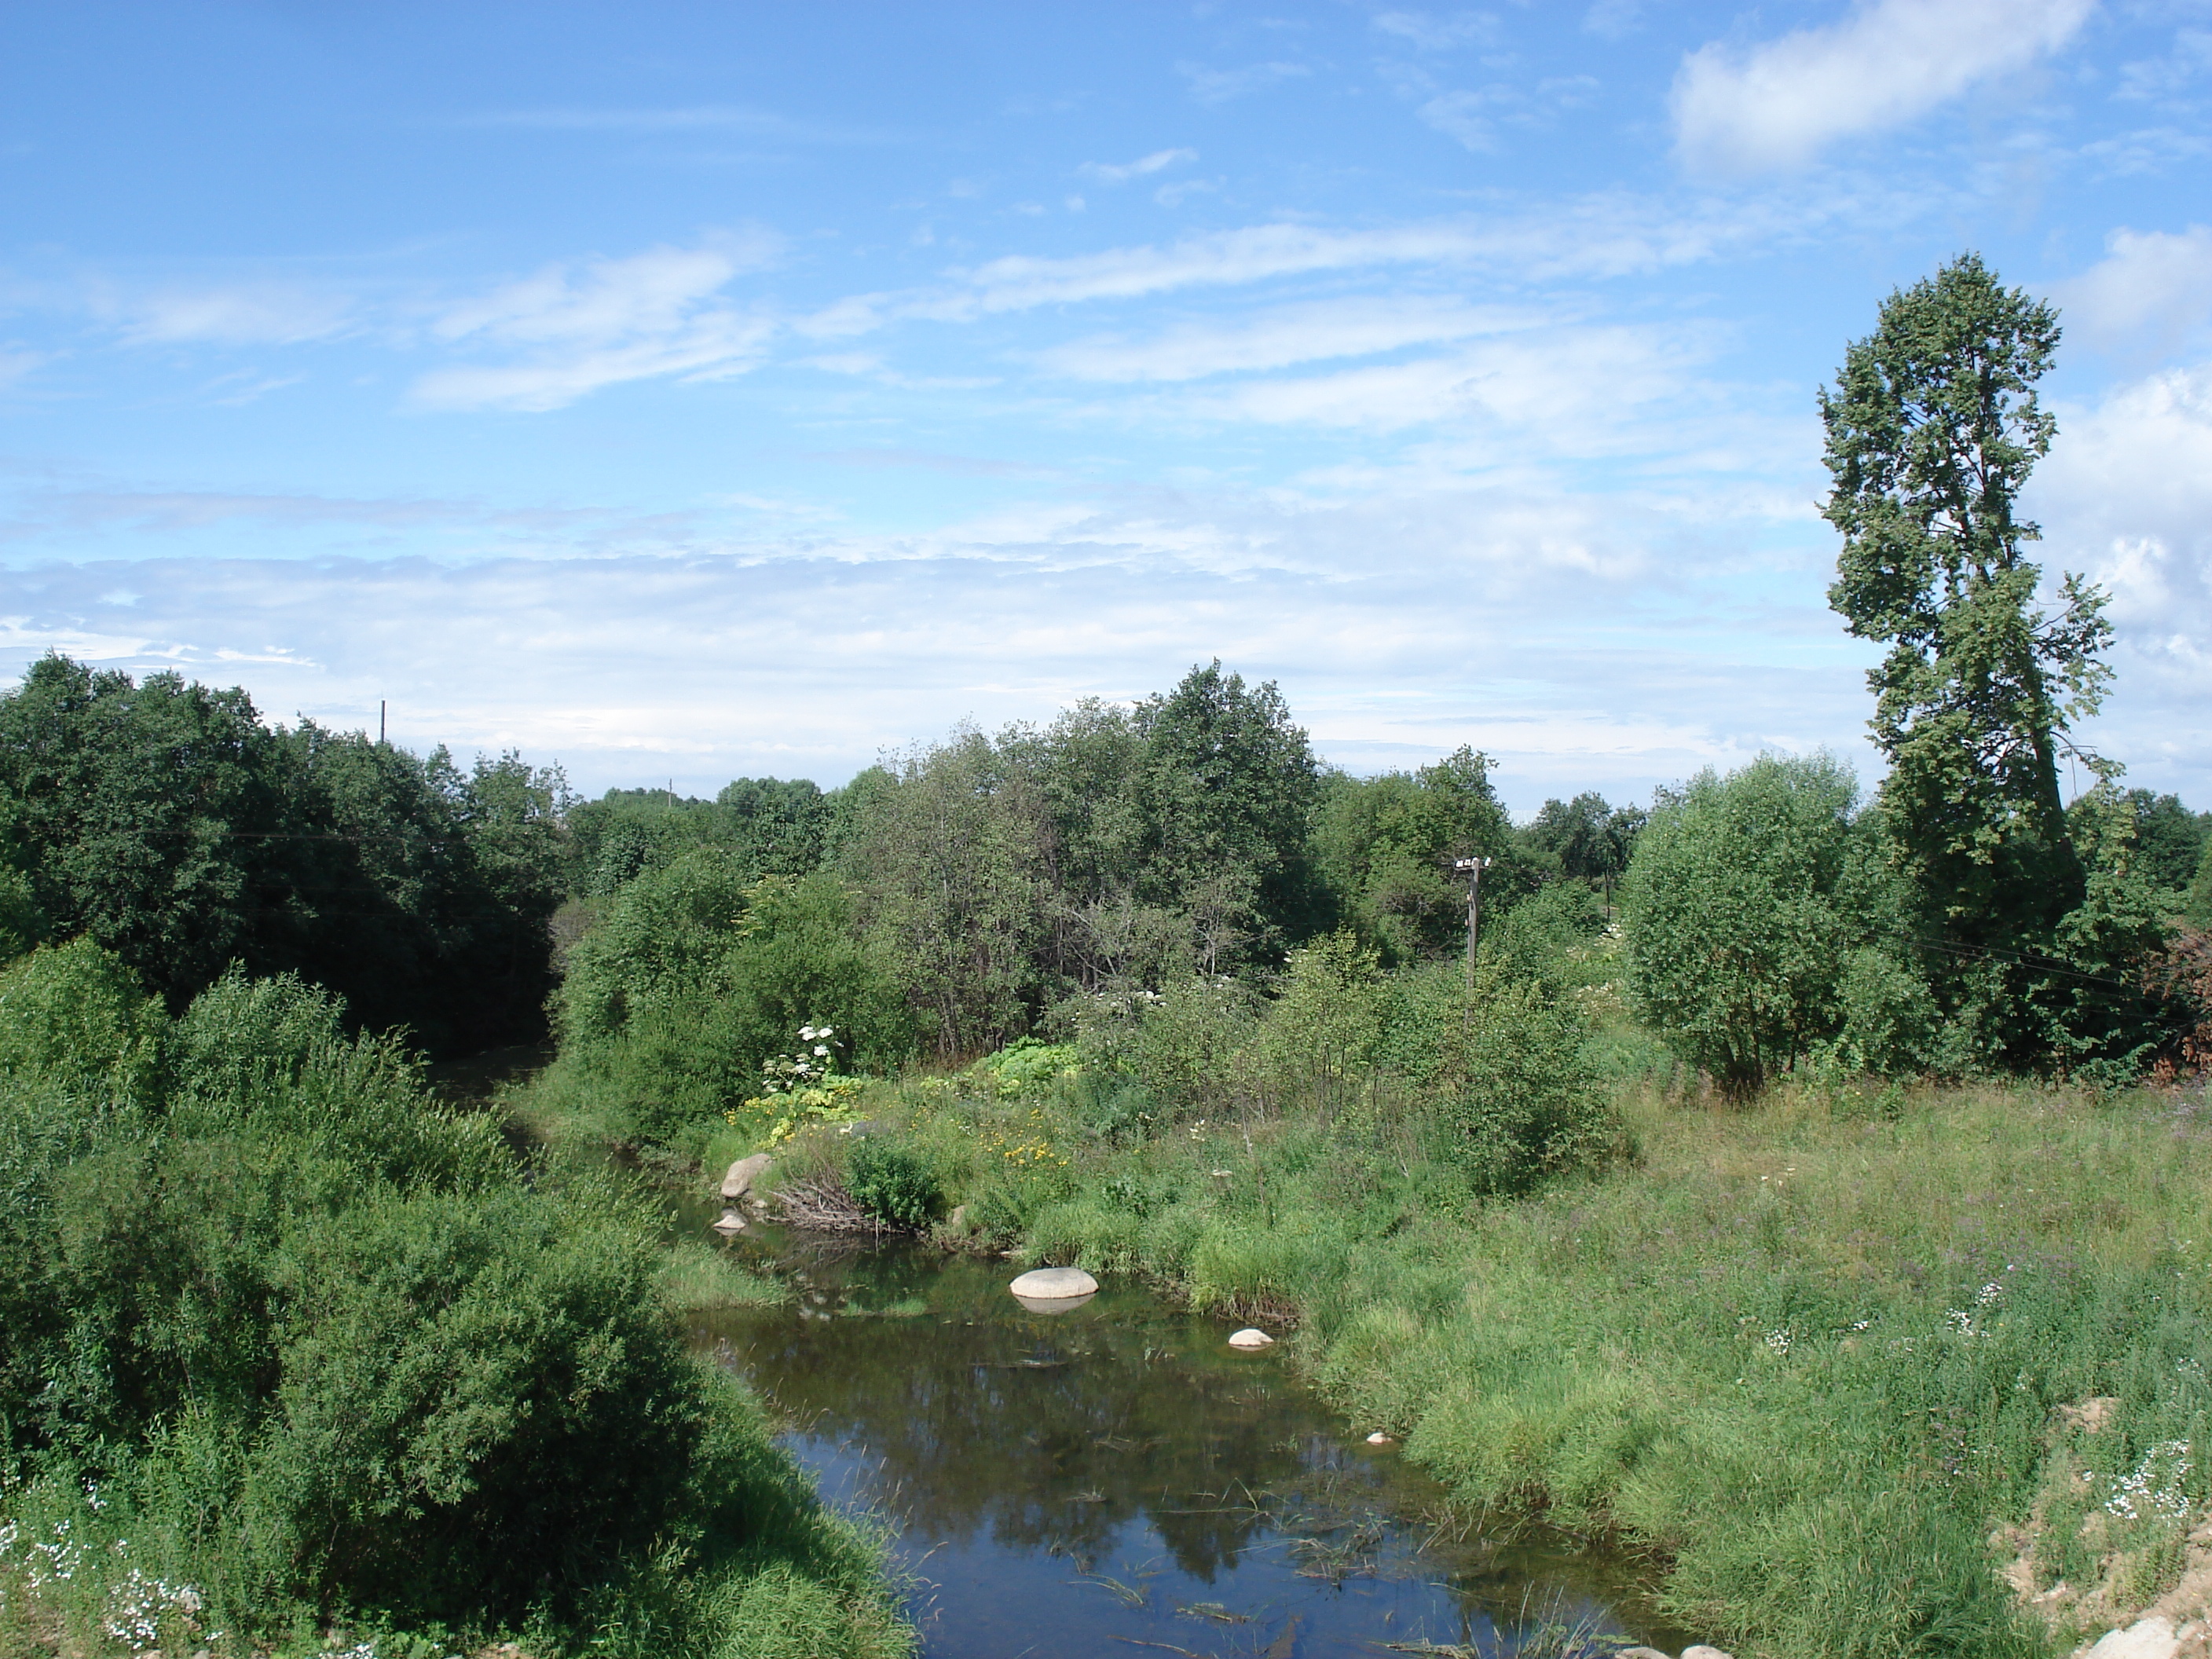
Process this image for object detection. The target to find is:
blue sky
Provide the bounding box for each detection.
[2,0,2208,811]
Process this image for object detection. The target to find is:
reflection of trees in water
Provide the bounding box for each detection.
[723,1299,1348,1581]
[698,1247,1684,1652]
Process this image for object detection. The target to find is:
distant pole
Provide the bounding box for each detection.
[379,701,386,745]
[1453,855,1492,991]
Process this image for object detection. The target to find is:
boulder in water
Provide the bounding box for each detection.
[1009,1266,1097,1301]
[1228,1328,1274,1350]
[721,1153,772,1201]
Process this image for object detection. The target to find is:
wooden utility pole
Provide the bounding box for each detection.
[1453,855,1491,991]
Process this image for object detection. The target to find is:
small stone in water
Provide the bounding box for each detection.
[1366,1431,1391,1445]
[1228,1328,1274,1350]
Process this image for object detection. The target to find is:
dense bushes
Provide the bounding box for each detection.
[549,855,914,1142]
[0,942,908,1657]
[845,1140,944,1230]
[1620,753,2206,1092]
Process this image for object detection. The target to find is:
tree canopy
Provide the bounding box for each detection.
[0,654,566,1053]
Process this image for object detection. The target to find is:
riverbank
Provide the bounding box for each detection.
[607,1059,2212,1659]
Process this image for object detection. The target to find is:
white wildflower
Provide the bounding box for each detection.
[101,1567,206,1650]
[2105,1440,2193,1522]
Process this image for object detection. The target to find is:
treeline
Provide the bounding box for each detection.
[547,662,1672,1138]
[1624,754,2210,1097]
[5,644,2204,1120]
[0,656,567,1054]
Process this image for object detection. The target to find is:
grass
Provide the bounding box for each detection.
[659,1236,791,1310]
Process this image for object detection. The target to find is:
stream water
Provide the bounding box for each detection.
[678,1197,1690,1659]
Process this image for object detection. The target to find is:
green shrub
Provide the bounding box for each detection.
[1434,977,1613,1196]
[975,1035,1079,1096]
[0,937,167,1104]
[1621,753,1863,1097]
[1242,930,1386,1117]
[231,1188,707,1625]
[1062,974,1258,1115]
[1835,945,1940,1076]
[1485,880,1607,993]
[2,958,910,1657]
[1071,1075,1161,1144]
[550,859,914,1145]
[0,863,46,964]
[845,1139,943,1230]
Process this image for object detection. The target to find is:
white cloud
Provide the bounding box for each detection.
[1033,296,1539,383]
[1372,9,1501,51]
[431,236,774,346]
[2116,27,2212,104]
[1177,60,1312,105]
[117,284,356,346]
[1154,178,1220,208]
[0,467,1867,812]
[927,204,1756,320]
[2031,364,2212,777]
[1078,148,1196,185]
[2055,225,2212,351]
[413,235,781,411]
[1173,324,1716,447]
[1671,0,2095,175]
[0,348,46,388]
[1582,0,1642,40]
[1418,87,1517,151]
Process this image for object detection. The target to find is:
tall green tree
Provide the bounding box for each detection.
[1519,791,1646,904]
[840,729,1049,1056]
[1131,661,1321,963]
[1821,254,2116,1054]
[2112,789,2210,896]
[1313,747,1513,963]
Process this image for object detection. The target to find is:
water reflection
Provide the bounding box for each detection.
[690,1236,1683,1659]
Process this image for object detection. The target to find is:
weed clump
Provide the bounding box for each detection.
[847,1138,945,1230]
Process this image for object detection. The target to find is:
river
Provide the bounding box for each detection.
[682,1205,1690,1659]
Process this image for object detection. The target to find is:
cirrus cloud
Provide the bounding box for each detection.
[411,234,782,411]
[1671,0,2095,176]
